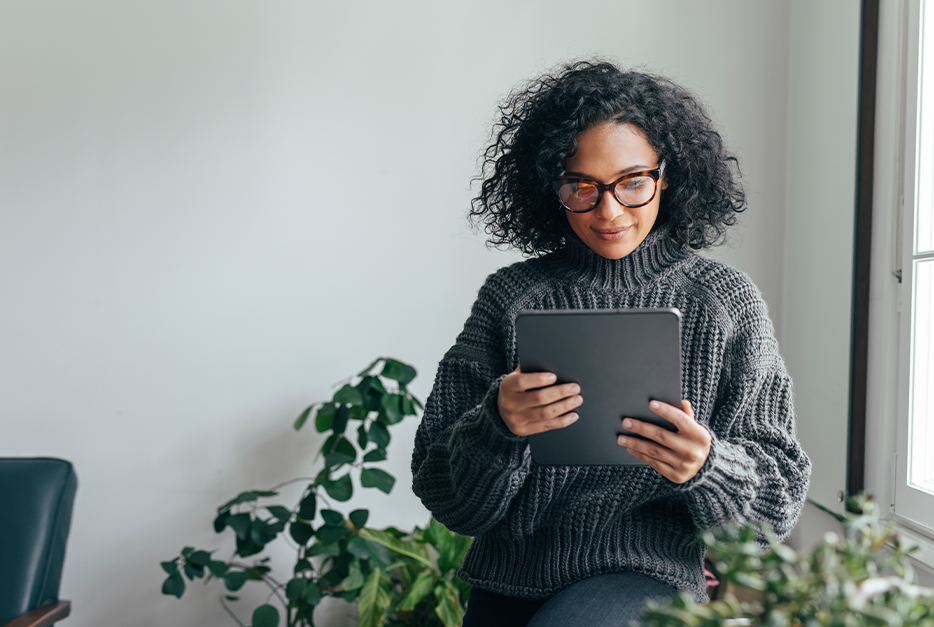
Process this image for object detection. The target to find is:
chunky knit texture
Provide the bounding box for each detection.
[411,229,811,602]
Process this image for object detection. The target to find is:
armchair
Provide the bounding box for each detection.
[0,458,77,627]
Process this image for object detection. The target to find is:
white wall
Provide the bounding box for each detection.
[780,0,860,515]
[0,2,795,626]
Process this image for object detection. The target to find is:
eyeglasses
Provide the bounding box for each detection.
[552,161,666,213]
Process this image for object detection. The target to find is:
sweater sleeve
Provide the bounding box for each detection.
[675,279,811,541]
[410,276,533,537]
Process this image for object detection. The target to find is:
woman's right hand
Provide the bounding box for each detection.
[497,366,582,436]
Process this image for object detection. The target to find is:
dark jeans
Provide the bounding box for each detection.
[462,572,679,627]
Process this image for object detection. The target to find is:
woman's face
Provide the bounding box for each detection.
[562,122,666,260]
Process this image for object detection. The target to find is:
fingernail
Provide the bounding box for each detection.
[650,401,660,410]
[623,419,633,428]
[571,384,581,393]
[618,436,627,445]
[568,413,579,422]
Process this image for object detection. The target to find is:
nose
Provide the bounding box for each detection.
[594,189,626,220]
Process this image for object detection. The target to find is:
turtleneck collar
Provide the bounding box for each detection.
[547,228,691,292]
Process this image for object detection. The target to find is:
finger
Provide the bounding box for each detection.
[626,448,679,481]
[648,400,704,433]
[524,382,581,408]
[681,399,695,419]
[536,393,583,420]
[621,417,681,450]
[509,371,559,393]
[515,411,580,436]
[618,432,680,468]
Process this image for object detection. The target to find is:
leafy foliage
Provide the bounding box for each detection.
[160,358,471,627]
[643,495,934,627]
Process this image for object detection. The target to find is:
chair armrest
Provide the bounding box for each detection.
[2,601,71,627]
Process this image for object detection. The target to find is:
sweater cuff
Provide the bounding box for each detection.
[673,433,759,529]
[458,374,529,464]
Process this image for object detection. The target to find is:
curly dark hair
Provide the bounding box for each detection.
[470,60,746,255]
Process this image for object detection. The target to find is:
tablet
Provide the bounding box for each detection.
[515,308,682,466]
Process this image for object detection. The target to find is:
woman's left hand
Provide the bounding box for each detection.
[618,400,711,484]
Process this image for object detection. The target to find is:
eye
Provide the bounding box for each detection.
[620,176,650,190]
[572,180,598,198]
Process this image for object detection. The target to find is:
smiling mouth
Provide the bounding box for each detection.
[593,226,632,241]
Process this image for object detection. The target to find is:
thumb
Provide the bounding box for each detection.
[681,399,695,419]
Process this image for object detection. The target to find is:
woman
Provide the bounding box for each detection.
[411,61,810,626]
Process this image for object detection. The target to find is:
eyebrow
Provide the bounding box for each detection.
[562,164,656,179]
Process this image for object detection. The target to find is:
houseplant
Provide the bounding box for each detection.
[159,358,471,627]
[643,495,934,627]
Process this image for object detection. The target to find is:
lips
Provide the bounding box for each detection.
[593,225,632,241]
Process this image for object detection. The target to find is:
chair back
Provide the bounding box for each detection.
[0,458,77,626]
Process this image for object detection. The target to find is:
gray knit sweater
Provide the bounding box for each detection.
[411,229,811,601]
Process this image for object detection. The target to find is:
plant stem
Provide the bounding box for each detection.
[267,477,318,493]
[219,596,248,627]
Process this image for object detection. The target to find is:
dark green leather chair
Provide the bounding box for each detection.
[0,458,77,627]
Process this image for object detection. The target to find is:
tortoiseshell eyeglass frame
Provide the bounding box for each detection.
[553,160,666,213]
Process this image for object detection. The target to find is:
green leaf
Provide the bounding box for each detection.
[358,567,392,627]
[266,506,292,521]
[396,571,436,611]
[298,491,316,521]
[249,518,276,548]
[363,376,389,411]
[219,490,277,513]
[183,562,205,580]
[335,436,356,459]
[342,559,365,591]
[381,359,417,384]
[357,358,383,377]
[251,604,279,627]
[160,559,179,576]
[357,424,369,448]
[401,395,416,416]
[378,394,404,425]
[290,521,314,545]
[361,468,395,494]
[314,403,335,432]
[316,524,349,545]
[308,541,341,557]
[346,535,372,560]
[188,550,211,567]
[323,473,353,501]
[294,558,312,574]
[227,513,251,540]
[213,511,229,533]
[362,448,387,463]
[294,404,314,431]
[286,577,308,602]
[349,509,369,530]
[334,384,364,406]
[162,573,185,598]
[225,571,249,591]
[359,528,435,572]
[368,422,390,449]
[366,540,394,568]
[225,595,239,601]
[332,404,350,434]
[208,561,228,577]
[321,509,344,525]
[303,582,322,605]
[434,581,464,627]
[325,452,355,469]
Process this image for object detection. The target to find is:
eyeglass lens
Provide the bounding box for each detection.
[556,174,657,212]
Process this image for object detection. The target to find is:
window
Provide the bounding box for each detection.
[895,0,934,536]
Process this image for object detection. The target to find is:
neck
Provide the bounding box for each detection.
[548,228,690,291]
